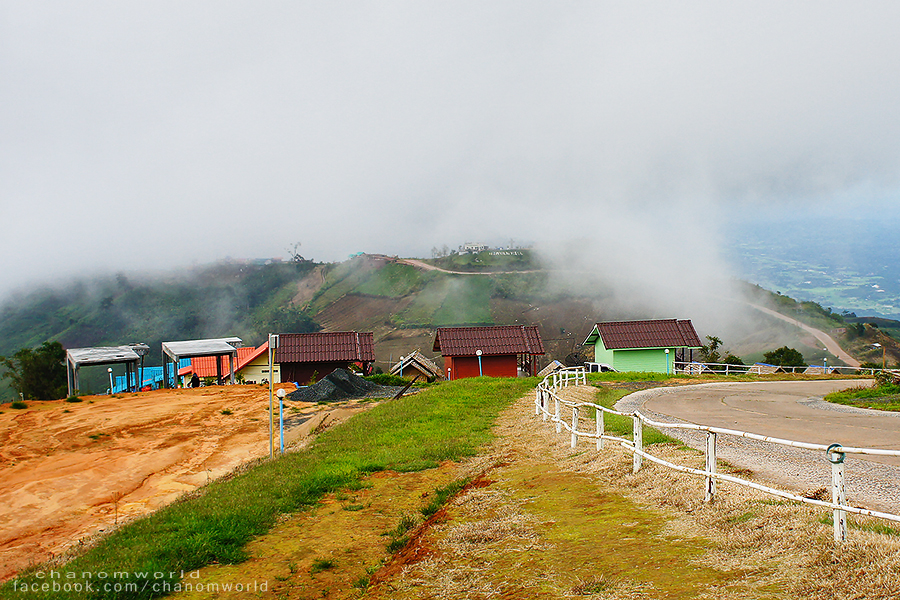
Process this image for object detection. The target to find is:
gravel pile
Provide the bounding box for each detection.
[286,368,408,403]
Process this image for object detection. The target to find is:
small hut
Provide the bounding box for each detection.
[274,331,375,385]
[747,363,786,375]
[433,325,545,379]
[583,319,702,374]
[390,350,444,381]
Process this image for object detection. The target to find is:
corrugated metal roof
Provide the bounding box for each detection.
[585,319,702,350]
[67,346,143,366]
[432,325,545,357]
[273,332,375,363]
[162,338,242,359]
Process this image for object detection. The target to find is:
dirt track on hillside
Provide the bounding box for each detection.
[0,386,371,582]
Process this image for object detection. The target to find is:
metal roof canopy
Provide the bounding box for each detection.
[161,337,242,387]
[66,344,151,397]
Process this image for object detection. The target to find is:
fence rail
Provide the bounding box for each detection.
[674,360,897,377]
[534,367,900,542]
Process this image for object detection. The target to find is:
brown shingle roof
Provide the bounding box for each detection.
[432,326,545,357]
[389,349,444,379]
[273,332,375,363]
[676,320,703,348]
[586,319,702,350]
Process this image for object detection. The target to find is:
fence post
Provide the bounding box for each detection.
[535,388,540,415]
[571,405,579,448]
[829,444,847,542]
[596,408,604,451]
[705,431,717,502]
[632,415,643,473]
[555,397,561,433]
[542,390,548,421]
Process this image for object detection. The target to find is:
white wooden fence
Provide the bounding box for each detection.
[675,360,897,377]
[535,367,900,542]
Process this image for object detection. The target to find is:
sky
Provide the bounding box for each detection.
[3,1,900,303]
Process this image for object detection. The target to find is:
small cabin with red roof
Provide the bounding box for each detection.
[274,331,375,385]
[433,325,545,379]
[583,319,702,374]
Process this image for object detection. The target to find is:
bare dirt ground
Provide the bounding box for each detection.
[0,386,373,582]
[292,265,327,308]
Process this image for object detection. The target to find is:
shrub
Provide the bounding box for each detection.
[310,558,335,574]
[65,395,83,402]
[763,346,806,367]
[363,373,408,386]
[10,401,27,409]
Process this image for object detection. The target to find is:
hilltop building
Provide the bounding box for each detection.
[274,331,375,385]
[433,325,545,379]
[583,319,702,374]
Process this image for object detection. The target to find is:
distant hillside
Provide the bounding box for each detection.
[0,260,319,399]
[1,251,896,401]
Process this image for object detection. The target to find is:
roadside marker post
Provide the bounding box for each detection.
[268,334,280,459]
[277,388,286,455]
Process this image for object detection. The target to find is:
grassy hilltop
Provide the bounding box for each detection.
[1,249,899,401]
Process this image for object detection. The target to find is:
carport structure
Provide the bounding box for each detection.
[161,337,242,388]
[66,344,151,397]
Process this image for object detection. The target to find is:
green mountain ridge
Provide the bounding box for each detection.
[1,251,896,401]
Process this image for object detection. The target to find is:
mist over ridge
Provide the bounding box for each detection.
[3,3,900,302]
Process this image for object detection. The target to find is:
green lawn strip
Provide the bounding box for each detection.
[3,377,537,600]
[825,383,900,411]
[589,379,680,445]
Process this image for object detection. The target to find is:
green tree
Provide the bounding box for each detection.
[722,353,745,366]
[698,335,722,364]
[763,346,806,368]
[0,341,68,400]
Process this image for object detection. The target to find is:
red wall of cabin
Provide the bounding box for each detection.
[446,354,518,379]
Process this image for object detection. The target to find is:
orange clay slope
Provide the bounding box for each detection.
[0,384,318,582]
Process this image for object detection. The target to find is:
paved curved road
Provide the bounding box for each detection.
[617,380,900,512]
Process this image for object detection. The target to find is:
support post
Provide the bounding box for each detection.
[571,405,579,448]
[555,397,561,433]
[596,408,604,451]
[268,336,275,459]
[705,431,717,502]
[829,444,847,542]
[542,390,548,421]
[632,415,643,473]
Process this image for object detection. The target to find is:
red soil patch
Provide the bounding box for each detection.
[0,385,298,582]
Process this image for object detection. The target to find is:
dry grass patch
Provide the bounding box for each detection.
[524,385,900,599]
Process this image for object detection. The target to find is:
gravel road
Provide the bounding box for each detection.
[614,381,900,514]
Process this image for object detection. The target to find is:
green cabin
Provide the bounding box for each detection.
[583,319,703,374]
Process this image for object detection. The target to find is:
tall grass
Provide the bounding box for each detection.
[3,377,537,600]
